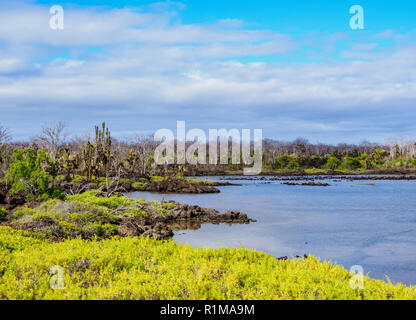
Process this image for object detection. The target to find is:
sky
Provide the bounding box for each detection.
[0,0,415,143]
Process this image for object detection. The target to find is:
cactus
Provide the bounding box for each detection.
[95,122,112,187]
[82,141,98,182]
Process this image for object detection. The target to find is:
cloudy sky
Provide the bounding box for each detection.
[0,0,415,143]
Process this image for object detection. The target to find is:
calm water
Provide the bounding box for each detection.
[128,176,416,286]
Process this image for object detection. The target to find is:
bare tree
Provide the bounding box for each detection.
[132,134,156,176]
[0,124,11,180]
[0,124,10,145]
[35,122,68,155]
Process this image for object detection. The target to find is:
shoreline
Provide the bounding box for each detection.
[214,173,416,181]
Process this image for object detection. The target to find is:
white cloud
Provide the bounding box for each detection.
[352,43,378,51]
[376,29,395,38]
[0,58,22,72]
[0,2,416,143]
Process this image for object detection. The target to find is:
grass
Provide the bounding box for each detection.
[130,176,217,189]
[181,177,217,185]
[0,226,415,300]
[303,168,328,174]
[225,170,243,175]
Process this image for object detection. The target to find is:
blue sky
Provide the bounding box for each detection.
[0,0,416,143]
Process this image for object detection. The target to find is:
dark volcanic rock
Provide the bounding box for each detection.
[118,218,174,240]
[117,200,255,238]
[282,182,330,187]
[5,191,26,209]
[136,178,220,194]
[159,201,253,225]
[0,182,7,204]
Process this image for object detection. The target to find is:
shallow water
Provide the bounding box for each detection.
[128,176,416,286]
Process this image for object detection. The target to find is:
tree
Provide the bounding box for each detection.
[273,155,291,169]
[36,122,68,156]
[287,160,300,170]
[0,124,12,180]
[345,157,361,170]
[131,135,156,176]
[0,125,10,144]
[6,149,64,201]
[325,156,342,170]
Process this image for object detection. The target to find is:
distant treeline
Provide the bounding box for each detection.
[1,123,416,184]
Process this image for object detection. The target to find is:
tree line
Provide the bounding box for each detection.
[1,122,416,192]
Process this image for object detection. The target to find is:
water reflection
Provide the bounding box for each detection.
[128,176,416,286]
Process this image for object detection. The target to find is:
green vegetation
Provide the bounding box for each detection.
[345,157,362,170]
[0,226,415,300]
[5,148,65,202]
[130,176,216,189]
[2,123,416,187]
[8,191,170,240]
[273,155,291,169]
[303,168,327,174]
[2,123,416,300]
[0,208,7,220]
[181,177,217,185]
[262,140,416,173]
[325,156,342,171]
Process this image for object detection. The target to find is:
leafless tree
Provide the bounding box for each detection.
[0,124,10,145]
[132,134,156,176]
[35,122,68,155]
[0,124,11,180]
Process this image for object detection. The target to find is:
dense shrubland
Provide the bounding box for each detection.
[1,123,416,188]
[7,191,154,240]
[0,226,415,300]
[264,139,416,172]
[0,123,416,190]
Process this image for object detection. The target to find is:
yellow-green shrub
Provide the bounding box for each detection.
[0,226,415,300]
[9,191,154,240]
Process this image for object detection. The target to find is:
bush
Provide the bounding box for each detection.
[325,156,342,170]
[345,157,362,170]
[273,155,291,169]
[287,160,300,170]
[0,208,7,220]
[0,226,415,300]
[6,149,64,202]
[9,191,161,240]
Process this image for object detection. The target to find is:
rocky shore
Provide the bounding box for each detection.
[219,174,416,182]
[133,178,221,194]
[1,189,254,242]
[209,168,416,177]
[282,182,330,187]
[118,201,254,240]
[59,178,237,196]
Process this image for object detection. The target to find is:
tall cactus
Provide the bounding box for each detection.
[95,122,112,188]
[58,145,79,182]
[82,141,98,182]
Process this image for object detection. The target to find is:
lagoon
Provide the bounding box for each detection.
[128,176,416,286]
